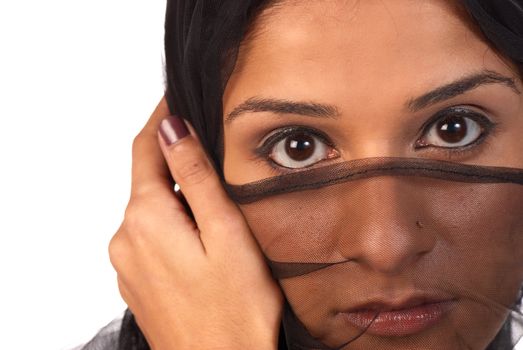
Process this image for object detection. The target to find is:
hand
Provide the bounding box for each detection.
[109,98,283,350]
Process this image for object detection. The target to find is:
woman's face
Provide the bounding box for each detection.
[222,0,523,349]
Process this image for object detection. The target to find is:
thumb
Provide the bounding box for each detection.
[157,115,248,244]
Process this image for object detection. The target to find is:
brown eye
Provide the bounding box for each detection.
[418,113,484,149]
[436,116,468,143]
[284,132,315,161]
[269,131,338,169]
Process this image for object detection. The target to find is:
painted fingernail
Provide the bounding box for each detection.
[159,116,190,145]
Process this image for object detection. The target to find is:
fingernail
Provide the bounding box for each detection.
[159,116,190,145]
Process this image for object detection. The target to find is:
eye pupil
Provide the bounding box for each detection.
[285,133,315,161]
[437,116,467,143]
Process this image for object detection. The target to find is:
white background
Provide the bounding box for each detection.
[0,1,166,349]
[1,1,522,350]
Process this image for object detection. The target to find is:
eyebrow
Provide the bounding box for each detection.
[224,97,340,124]
[406,70,520,111]
[225,70,520,124]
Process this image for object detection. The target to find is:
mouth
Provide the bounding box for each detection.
[337,293,458,337]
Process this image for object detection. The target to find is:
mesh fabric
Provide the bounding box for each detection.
[223,158,523,349]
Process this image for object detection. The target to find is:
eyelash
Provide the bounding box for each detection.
[253,106,499,173]
[254,126,335,158]
[252,126,333,175]
[415,107,498,159]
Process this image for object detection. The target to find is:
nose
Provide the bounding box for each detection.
[337,176,437,275]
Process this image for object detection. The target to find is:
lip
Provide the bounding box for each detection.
[338,293,458,337]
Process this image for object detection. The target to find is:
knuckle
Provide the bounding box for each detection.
[129,184,154,200]
[121,201,162,247]
[131,132,147,157]
[123,201,144,226]
[176,156,214,186]
[123,203,151,237]
[130,181,168,202]
[108,233,128,270]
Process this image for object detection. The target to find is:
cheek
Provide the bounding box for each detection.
[422,183,523,347]
[428,183,523,304]
[237,189,343,262]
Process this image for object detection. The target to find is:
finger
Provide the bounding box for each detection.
[131,97,176,198]
[157,115,246,240]
[175,187,194,221]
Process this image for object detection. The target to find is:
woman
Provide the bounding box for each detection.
[82,0,523,349]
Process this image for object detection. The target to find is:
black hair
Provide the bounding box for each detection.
[117,1,523,349]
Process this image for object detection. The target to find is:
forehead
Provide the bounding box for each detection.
[223,0,511,116]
